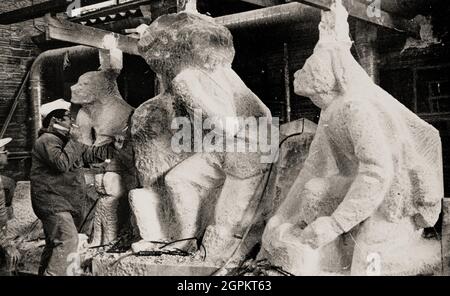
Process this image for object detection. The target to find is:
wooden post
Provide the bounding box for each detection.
[45,15,140,55]
[177,0,197,13]
[139,5,152,18]
[354,20,379,84]
[283,42,291,123]
[99,48,123,71]
[443,198,450,275]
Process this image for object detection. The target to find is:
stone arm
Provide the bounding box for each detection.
[82,143,116,165]
[274,121,336,222]
[172,68,239,138]
[331,101,394,232]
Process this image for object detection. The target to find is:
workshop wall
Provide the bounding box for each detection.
[0,0,46,180]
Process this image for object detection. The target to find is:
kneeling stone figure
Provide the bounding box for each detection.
[260,0,443,276]
[129,12,273,264]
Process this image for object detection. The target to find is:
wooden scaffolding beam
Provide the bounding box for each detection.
[40,0,421,57]
[45,14,140,55]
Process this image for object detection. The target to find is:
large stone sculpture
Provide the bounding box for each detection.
[72,69,136,246]
[129,12,274,264]
[259,0,443,276]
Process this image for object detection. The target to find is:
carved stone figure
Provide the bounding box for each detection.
[260,0,443,275]
[72,70,133,147]
[129,12,273,264]
[72,70,136,246]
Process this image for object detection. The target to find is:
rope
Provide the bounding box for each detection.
[78,198,100,233]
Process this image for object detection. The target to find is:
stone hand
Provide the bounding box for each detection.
[135,24,149,38]
[266,215,283,232]
[299,216,343,249]
[4,244,21,271]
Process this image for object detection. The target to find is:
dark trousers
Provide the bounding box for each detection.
[38,212,79,276]
[0,175,16,227]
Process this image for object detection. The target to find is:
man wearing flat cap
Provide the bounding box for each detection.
[31,99,121,276]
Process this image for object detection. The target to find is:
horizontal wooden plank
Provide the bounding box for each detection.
[46,15,140,55]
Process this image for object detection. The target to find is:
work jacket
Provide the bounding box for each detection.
[30,129,114,224]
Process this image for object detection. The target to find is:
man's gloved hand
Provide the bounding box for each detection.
[113,126,129,150]
[69,124,83,142]
[114,135,125,150]
[299,216,344,249]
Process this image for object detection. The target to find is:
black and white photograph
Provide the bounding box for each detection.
[0,0,449,285]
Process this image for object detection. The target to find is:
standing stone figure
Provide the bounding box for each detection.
[260,1,443,275]
[72,70,136,246]
[129,12,273,264]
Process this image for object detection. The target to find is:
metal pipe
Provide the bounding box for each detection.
[355,0,436,18]
[29,45,99,144]
[216,2,321,30]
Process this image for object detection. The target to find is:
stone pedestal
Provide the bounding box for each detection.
[92,253,233,276]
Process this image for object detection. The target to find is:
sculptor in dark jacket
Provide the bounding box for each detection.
[30,128,113,225]
[30,108,117,276]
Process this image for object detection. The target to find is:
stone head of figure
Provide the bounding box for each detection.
[71,70,120,105]
[295,43,374,109]
[294,44,355,109]
[137,12,235,81]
